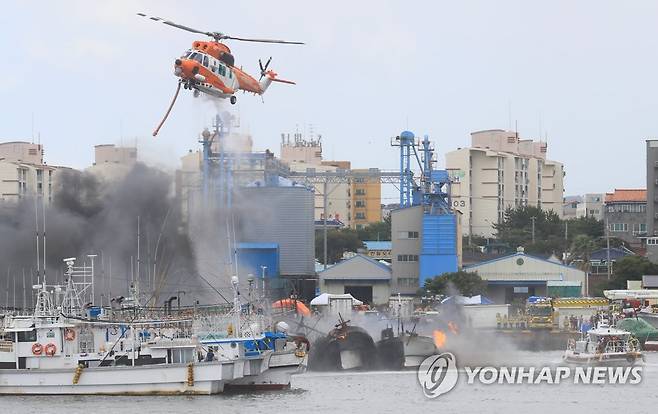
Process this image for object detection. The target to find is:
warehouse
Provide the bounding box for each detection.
[465,247,586,305]
[318,254,392,306]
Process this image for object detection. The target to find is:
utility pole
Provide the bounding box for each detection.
[606,218,611,280]
[530,216,536,244]
[564,221,568,241]
[323,181,328,270]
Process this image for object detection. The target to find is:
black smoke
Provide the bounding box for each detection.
[0,163,199,309]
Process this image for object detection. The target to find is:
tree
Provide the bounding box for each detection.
[567,234,598,271]
[608,256,658,289]
[490,205,605,256]
[356,215,392,241]
[315,228,364,265]
[424,271,487,297]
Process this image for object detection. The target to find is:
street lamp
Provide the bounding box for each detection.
[260,266,267,297]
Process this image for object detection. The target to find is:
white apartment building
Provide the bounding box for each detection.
[0,142,55,203]
[446,129,564,238]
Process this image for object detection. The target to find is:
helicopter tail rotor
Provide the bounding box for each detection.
[259,57,272,80]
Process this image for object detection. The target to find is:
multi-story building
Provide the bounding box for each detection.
[445,129,565,238]
[562,195,582,220]
[604,189,647,249]
[350,169,382,229]
[647,140,658,236]
[0,141,55,203]
[280,132,382,228]
[280,133,323,165]
[562,194,604,220]
[87,144,138,181]
[0,141,44,164]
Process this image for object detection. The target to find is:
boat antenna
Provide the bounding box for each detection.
[42,194,46,283]
[34,197,40,285]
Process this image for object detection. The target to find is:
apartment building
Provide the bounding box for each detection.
[0,141,55,203]
[604,189,647,248]
[280,133,382,228]
[445,129,564,238]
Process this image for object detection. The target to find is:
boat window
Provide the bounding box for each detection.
[17,330,37,342]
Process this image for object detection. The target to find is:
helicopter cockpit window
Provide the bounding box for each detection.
[191,53,202,64]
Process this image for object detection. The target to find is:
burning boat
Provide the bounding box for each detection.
[308,315,376,371]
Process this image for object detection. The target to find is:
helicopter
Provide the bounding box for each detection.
[137,13,304,136]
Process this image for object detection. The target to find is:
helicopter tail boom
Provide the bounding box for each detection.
[258,70,295,94]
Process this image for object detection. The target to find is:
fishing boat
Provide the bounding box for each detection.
[0,257,295,395]
[308,315,377,371]
[563,321,643,365]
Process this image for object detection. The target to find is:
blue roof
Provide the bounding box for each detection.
[590,247,633,261]
[465,251,579,271]
[363,240,392,250]
[237,243,279,250]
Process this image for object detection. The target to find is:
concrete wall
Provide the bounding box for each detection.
[391,205,422,295]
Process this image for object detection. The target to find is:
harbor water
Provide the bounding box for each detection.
[5,351,658,414]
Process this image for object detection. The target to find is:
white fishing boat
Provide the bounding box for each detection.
[0,257,289,395]
[563,321,643,365]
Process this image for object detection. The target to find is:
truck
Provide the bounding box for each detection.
[525,297,554,329]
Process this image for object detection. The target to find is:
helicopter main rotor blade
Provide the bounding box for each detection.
[223,36,304,45]
[137,13,214,37]
[137,13,304,44]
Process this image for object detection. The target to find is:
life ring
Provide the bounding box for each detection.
[31,343,43,355]
[64,328,76,341]
[44,343,57,357]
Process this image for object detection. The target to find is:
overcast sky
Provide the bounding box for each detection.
[2,0,657,199]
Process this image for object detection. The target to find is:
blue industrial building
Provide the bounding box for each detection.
[391,131,459,295]
[236,242,280,279]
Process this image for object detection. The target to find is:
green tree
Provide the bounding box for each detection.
[567,234,598,271]
[491,206,604,256]
[315,228,364,265]
[356,215,392,241]
[424,271,487,297]
[608,256,658,289]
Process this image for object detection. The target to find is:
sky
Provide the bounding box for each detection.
[2,0,658,198]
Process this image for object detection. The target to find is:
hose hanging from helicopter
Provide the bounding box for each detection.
[152,80,182,137]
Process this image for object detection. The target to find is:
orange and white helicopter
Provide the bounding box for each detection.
[137,13,303,135]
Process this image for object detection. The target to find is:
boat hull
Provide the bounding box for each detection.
[563,350,643,366]
[225,351,307,390]
[0,361,239,395]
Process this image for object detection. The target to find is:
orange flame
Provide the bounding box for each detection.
[448,321,459,335]
[433,330,446,348]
